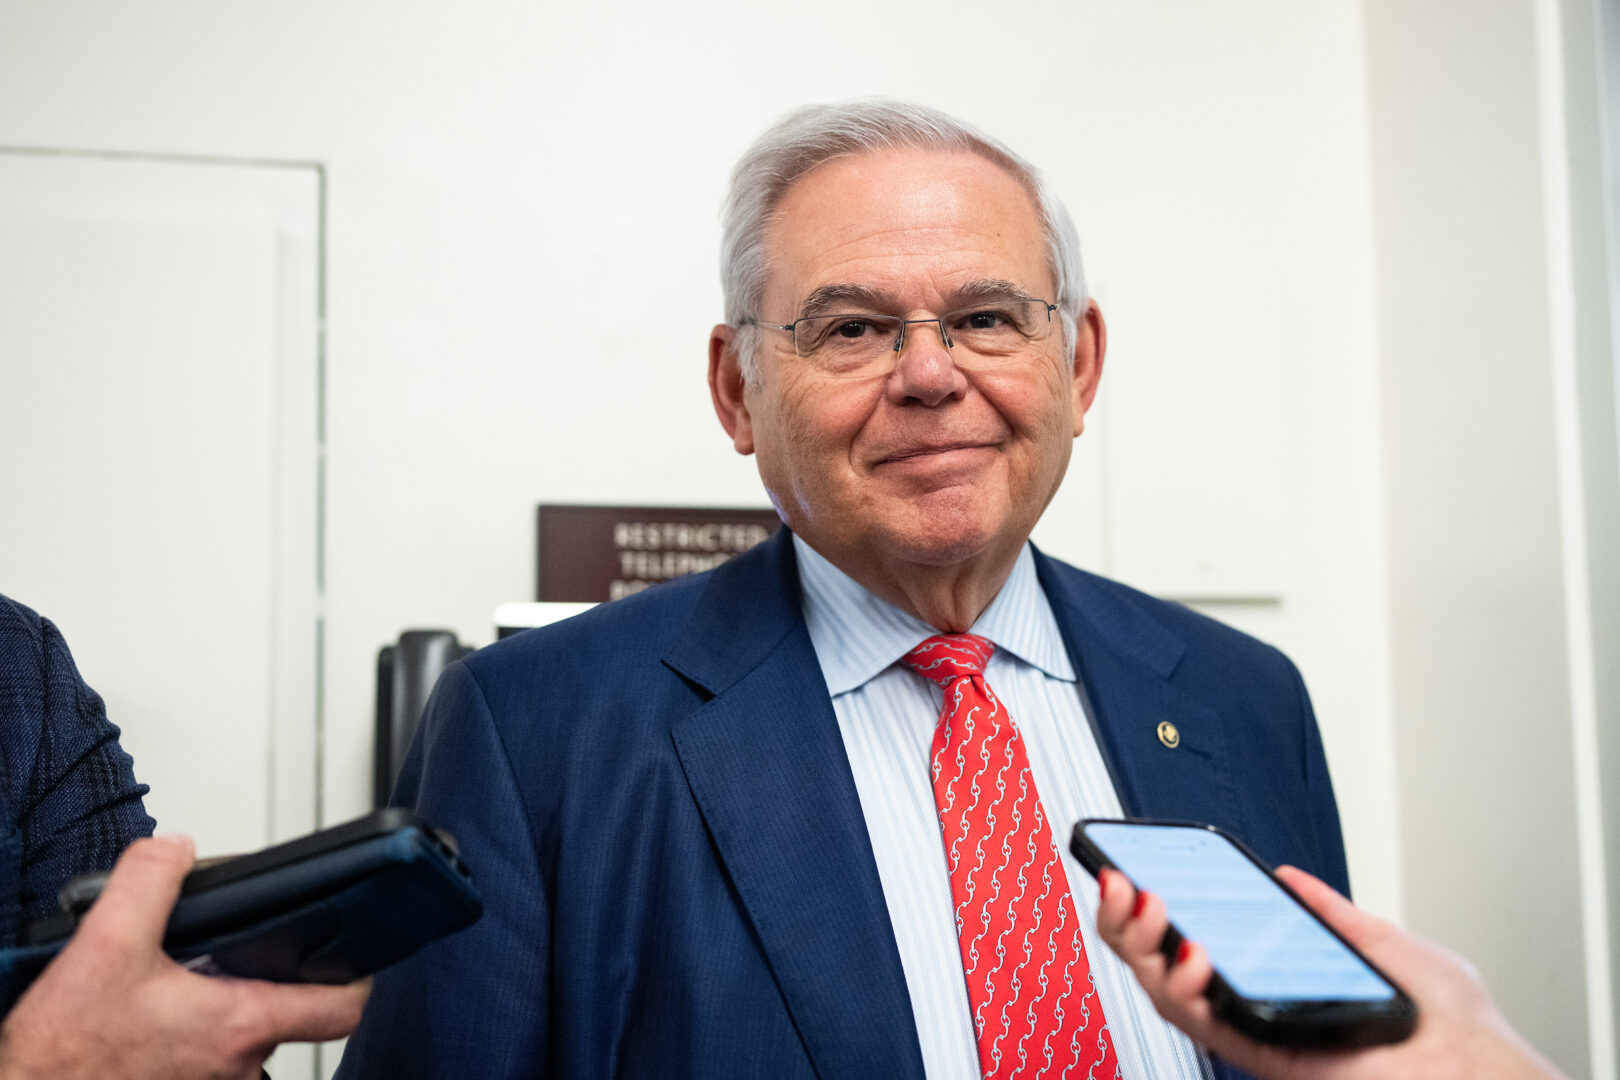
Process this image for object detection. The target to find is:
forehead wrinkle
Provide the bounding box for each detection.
[789,224,1046,290]
[813,221,1008,258]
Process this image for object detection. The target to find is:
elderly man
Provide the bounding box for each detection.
[337,101,1347,1080]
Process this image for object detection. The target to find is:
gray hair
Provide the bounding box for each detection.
[720,99,1086,379]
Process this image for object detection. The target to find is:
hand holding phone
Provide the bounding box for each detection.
[1072,819,1416,1048]
[2,809,482,1002]
[1079,821,1566,1080]
[0,836,370,1080]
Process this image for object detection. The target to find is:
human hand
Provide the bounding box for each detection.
[1094,865,1563,1080]
[0,834,370,1080]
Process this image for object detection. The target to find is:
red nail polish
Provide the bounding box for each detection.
[1176,940,1192,965]
[1098,873,1109,902]
[1132,890,1149,918]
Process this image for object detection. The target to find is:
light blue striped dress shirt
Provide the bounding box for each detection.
[795,536,1213,1080]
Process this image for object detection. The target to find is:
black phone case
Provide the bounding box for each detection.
[1070,817,1418,1049]
[0,810,482,1005]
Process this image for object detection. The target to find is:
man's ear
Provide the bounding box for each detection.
[1070,300,1107,437]
[709,324,755,455]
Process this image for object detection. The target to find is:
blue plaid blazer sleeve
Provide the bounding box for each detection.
[0,594,155,945]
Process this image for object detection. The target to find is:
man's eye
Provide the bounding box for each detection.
[961,309,1013,331]
[946,307,1010,333]
[832,319,876,339]
[952,303,1042,338]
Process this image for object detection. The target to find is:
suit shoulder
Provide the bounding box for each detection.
[0,593,48,659]
[1038,556,1298,681]
[451,572,715,732]
[0,594,75,703]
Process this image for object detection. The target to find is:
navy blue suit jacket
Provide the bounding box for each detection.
[338,532,1347,1079]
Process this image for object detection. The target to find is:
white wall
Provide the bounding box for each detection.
[1363,0,1620,1074]
[0,154,322,856]
[1587,0,1620,1065]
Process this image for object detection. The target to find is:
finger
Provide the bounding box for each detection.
[1163,940,1214,1008]
[1273,866,1352,918]
[1273,866,1382,949]
[1095,869,1136,941]
[238,977,372,1047]
[73,835,196,954]
[1117,889,1170,970]
[1158,943,1308,1080]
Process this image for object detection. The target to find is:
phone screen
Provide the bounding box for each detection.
[1084,822,1394,1002]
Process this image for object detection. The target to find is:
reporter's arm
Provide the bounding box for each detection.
[1094,865,1563,1080]
[0,835,369,1080]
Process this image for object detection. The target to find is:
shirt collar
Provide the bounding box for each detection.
[794,535,1076,696]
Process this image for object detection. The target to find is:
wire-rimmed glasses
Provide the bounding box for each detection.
[743,297,1059,378]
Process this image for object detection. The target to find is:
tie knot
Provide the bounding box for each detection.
[901,633,994,684]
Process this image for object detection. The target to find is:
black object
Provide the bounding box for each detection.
[1071,818,1417,1049]
[376,630,472,807]
[1,810,482,1003]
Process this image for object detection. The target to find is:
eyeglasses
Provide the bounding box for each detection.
[743,298,1059,378]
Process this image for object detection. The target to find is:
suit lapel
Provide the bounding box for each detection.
[665,533,925,1080]
[1035,550,1244,830]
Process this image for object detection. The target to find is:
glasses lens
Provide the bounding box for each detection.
[945,300,1051,358]
[794,314,901,374]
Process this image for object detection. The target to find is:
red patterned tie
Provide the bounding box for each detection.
[903,634,1118,1080]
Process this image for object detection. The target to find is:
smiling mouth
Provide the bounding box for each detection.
[877,442,995,465]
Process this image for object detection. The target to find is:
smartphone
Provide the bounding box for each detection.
[1070,818,1417,1048]
[1,809,482,1003]
[45,808,470,935]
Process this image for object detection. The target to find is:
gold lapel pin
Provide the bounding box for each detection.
[1157,721,1180,749]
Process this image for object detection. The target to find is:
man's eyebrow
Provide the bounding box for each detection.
[798,283,897,319]
[943,279,1037,307]
[794,278,1038,319]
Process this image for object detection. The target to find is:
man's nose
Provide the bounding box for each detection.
[887,319,968,406]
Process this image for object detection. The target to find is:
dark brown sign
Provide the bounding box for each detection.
[537,504,783,602]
